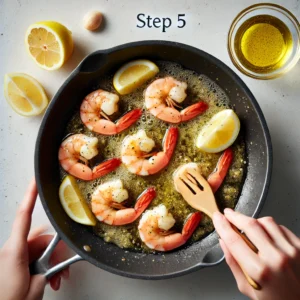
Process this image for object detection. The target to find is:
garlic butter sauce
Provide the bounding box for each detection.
[61,61,247,252]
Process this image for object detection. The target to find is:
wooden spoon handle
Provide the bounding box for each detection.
[239,264,261,290]
[231,225,261,290]
[232,225,258,253]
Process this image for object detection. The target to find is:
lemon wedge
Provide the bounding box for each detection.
[59,175,96,226]
[25,21,73,70]
[4,73,48,116]
[196,109,240,153]
[113,59,159,95]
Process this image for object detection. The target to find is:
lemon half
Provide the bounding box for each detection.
[59,175,96,226]
[4,73,48,116]
[113,59,159,95]
[25,21,73,70]
[196,109,240,153]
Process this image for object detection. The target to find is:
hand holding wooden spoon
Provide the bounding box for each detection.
[174,163,300,299]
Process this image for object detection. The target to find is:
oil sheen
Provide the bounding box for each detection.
[62,61,247,252]
[234,15,293,72]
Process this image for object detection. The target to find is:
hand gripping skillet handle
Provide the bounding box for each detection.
[29,233,83,279]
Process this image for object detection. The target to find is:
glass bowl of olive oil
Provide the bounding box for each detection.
[228,3,300,79]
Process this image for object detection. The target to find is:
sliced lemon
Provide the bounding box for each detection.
[4,73,48,116]
[59,175,97,226]
[25,21,73,70]
[196,109,240,153]
[113,59,159,95]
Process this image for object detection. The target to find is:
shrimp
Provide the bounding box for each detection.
[91,179,156,225]
[80,89,142,135]
[145,77,208,124]
[121,127,178,176]
[58,134,121,181]
[173,148,234,194]
[207,148,233,193]
[138,204,201,251]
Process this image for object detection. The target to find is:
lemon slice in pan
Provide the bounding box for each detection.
[113,59,159,95]
[59,175,96,226]
[196,109,240,153]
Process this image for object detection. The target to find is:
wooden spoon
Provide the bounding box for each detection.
[173,163,260,290]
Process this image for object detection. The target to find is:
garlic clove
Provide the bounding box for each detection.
[83,11,103,31]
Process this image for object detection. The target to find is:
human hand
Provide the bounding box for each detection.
[0,179,69,300]
[213,209,300,300]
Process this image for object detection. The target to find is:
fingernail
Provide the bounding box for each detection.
[62,268,70,279]
[52,277,61,291]
[56,277,61,290]
[213,211,224,222]
[224,208,234,215]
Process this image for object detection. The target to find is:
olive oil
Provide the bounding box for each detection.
[234,15,293,72]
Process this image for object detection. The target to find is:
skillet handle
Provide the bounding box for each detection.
[29,233,83,279]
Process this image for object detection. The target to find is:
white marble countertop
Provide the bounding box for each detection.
[1,0,300,299]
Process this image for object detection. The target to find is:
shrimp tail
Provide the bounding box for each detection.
[207,148,234,193]
[163,127,179,159]
[92,158,121,179]
[116,109,142,133]
[182,212,202,241]
[134,187,156,216]
[180,101,208,122]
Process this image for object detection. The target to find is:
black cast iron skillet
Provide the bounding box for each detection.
[33,40,272,280]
